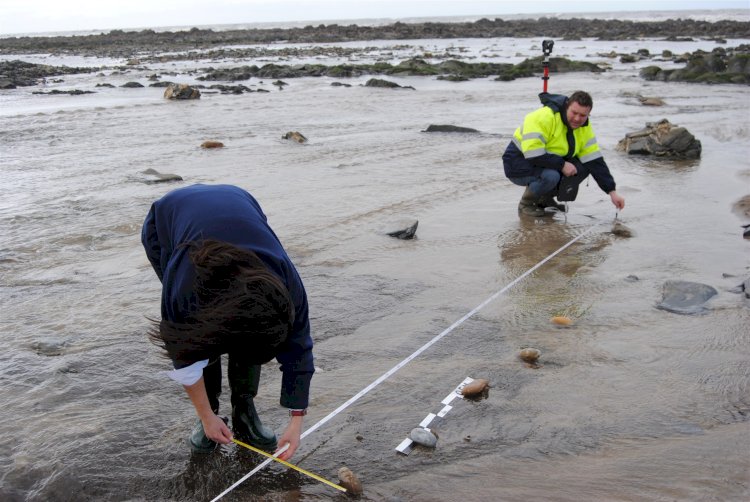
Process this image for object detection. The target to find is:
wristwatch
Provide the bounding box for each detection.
[289,409,307,417]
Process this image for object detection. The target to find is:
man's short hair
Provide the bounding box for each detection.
[568,90,593,109]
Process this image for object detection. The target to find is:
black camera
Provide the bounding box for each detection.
[542,39,554,55]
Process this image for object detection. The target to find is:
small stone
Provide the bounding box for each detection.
[460,378,490,397]
[355,434,363,441]
[519,348,541,363]
[409,427,438,448]
[337,466,363,495]
[551,316,573,326]
[201,141,224,149]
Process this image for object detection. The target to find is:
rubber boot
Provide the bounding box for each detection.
[518,186,546,217]
[188,358,223,453]
[539,193,566,212]
[229,358,277,451]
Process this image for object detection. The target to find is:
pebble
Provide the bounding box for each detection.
[337,466,363,495]
[201,140,224,148]
[409,427,438,448]
[519,348,541,363]
[551,315,573,326]
[460,378,490,397]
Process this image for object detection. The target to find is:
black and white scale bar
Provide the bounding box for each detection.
[395,376,475,455]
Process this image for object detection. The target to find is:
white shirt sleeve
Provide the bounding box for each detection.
[164,359,209,386]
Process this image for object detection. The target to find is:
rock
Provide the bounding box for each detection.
[408,427,438,448]
[140,168,183,184]
[364,78,414,90]
[610,221,634,238]
[201,141,224,149]
[729,277,750,298]
[31,339,67,356]
[519,348,541,363]
[331,81,352,87]
[337,466,363,495]
[120,81,144,88]
[282,131,307,143]
[743,224,750,239]
[656,280,718,314]
[423,124,479,133]
[616,119,701,159]
[164,83,201,100]
[386,219,418,240]
[551,316,573,326]
[638,96,666,106]
[461,378,490,397]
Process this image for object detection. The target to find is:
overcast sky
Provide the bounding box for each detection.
[1,0,747,36]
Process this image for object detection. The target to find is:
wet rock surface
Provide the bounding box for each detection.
[616,119,702,159]
[408,427,438,448]
[656,280,718,314]
[640,45,750,84]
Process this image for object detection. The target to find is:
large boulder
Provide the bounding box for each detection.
[616,119,701,159]
[164,83,200,100]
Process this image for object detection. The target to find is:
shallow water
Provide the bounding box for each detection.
[1,32,749,502]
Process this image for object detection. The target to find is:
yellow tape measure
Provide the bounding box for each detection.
[231,439,347,493]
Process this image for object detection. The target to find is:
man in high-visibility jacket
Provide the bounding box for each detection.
[502,90,625,217]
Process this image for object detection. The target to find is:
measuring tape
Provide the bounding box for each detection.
[211,221,603,501]
[395,376,475,455]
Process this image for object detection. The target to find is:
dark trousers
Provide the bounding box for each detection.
[203,356,261,414]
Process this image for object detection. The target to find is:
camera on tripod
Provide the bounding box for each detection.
[542,39,554,56]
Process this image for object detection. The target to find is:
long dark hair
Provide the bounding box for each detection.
[149,239,295,366]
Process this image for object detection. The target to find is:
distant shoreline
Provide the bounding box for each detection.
[1,17,749,58]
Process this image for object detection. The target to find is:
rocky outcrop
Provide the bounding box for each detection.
[640,45,750,84]
[1,19,748,58]
[616,119,701,159]
[0,59,98,88]
[423,125,479,133]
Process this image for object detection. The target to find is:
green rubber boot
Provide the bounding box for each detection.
[229,359,277,451]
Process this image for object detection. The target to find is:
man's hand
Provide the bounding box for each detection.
[275,415,304,461]
[562,161,578,177]
[609,191,625,210]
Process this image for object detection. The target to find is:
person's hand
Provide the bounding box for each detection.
[562,161,578,177]
[202,413,233,444]
[609,191,625,210]
[275,415,304,461]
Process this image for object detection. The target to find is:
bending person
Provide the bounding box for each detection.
[141,184,313,460]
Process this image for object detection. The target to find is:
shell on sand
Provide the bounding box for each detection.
[519,348,541,363]
[551,315,573,326]
[460,378,490,397]
[337,466,363,495]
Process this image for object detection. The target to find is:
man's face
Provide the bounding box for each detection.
[566,101,591,129]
